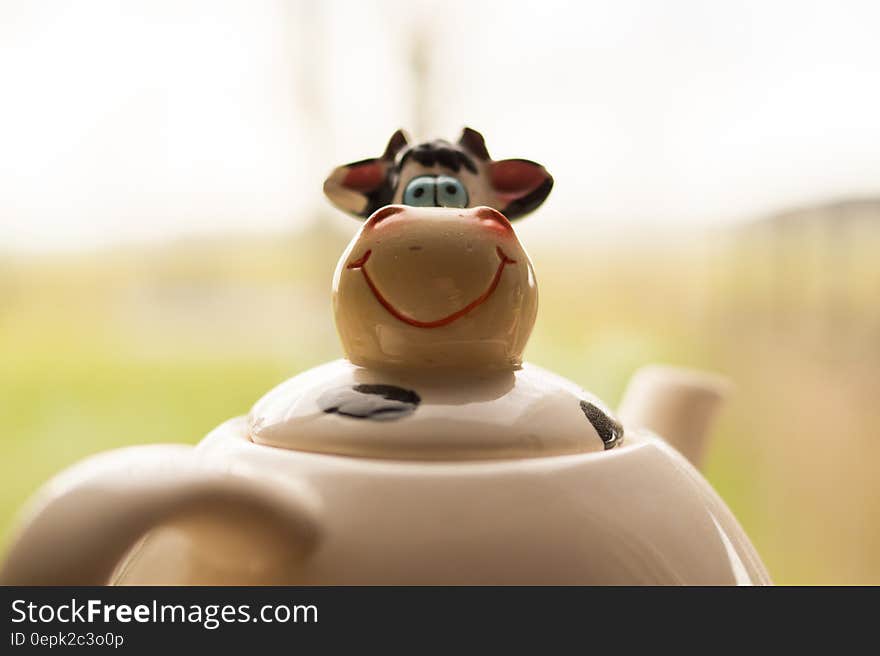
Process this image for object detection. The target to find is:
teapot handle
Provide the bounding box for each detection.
[0,443,320,585]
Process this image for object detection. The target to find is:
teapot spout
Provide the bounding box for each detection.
[617,366,730,470]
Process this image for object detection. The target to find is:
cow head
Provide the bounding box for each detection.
[323,127,553,221]
[327,128,549,372]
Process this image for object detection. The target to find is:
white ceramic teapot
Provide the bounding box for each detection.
[0,129,770,585]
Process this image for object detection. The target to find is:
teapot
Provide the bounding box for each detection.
[0,129,770,585]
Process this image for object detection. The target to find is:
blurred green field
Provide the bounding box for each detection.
[2,218,879,584]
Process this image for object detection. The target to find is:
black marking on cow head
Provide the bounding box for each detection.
[317,384,421,421]
[399,139,478,174]
[579,400,624,450]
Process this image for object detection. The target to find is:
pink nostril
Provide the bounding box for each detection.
[366,205,405,228]
[474,206,513,233]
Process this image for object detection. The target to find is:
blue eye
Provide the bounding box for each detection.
[436,176,468,208]
[402,176,436,207]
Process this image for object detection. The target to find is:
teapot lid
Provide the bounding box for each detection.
[248,360,622,461]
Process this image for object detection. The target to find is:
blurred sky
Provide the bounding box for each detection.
[1,0,879,250]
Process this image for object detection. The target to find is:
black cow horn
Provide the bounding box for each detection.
[458,127,490,160]
[383,129,410,161]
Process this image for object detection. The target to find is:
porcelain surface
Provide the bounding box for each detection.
[102,419,768,585]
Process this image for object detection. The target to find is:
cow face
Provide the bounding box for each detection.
[333,204,538,372]
[323,128,553,221]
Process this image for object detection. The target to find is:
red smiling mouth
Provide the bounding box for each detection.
[346,246,517,329]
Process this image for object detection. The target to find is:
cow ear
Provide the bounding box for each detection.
[323,129,410,219]
[489,158,553,220]
[323,158,392,218]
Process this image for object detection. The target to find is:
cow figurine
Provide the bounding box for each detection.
[0,129,771,585]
